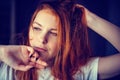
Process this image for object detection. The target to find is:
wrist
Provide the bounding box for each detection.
[81,9,96,27]
[86,11,97,27]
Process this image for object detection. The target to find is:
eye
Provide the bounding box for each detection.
[33,27,41,31]
[49,32,57,36]
[32,22,42,31]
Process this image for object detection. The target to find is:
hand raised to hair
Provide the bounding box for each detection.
[75,4,92,27]
[0,45,47,71]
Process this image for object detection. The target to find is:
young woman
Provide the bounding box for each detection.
[0,1,120,80]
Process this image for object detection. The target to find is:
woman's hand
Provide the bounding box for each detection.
[75,4,120,52]
[75,4,90,26]
[0,45,47,71]
[75,4,97,27]
[76,4,120,79]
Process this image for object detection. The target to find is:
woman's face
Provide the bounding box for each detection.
[29,9,59,62]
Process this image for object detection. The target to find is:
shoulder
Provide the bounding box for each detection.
[89,57,99,67]
[74,57,99,80]
[82,57,99,73]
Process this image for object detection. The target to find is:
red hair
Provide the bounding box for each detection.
[16,1,92,80]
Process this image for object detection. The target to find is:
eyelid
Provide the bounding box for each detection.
[33,27,41,31]
[49,31,57,36]
[32,22,42,30]
[32,22,42,28]
[33,23,40,27]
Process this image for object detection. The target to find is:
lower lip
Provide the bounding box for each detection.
[34,47,47,52]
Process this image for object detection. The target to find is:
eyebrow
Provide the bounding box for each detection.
[33,21,58,31]
[33,21,42,27]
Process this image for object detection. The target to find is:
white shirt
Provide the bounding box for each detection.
[0,58,99,80]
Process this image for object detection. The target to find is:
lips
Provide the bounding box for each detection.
[33,46,48,61]
[32,46,53,66]
[33,47,47,52]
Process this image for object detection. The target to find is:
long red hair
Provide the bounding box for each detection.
[16,1,92,80]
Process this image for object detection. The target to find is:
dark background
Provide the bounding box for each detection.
[0,0,120,79]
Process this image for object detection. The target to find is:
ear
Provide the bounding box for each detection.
[29,27,34,40]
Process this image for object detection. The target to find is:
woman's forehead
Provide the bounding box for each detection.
[33,9,60,29]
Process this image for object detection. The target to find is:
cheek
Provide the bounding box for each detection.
[29,31,36,46]
[29,27,34,40]
[29,36,38,46]
[48,38,58,55]
[29,39,34,46]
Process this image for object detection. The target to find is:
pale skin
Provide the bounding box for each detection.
[0,4,120,79]
[29,9,59,66]
[0,9,59,70]
[76,4,120,79]
[88,12,120,79]
[0,45,47,71]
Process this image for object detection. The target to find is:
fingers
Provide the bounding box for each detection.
[12,57,47,71]
[75,4,84,8]
[20,46,34,59]
[12,64,33,71]
[14,60,47,71]
[26,46,48,69]
[35,58,47,68]
[75,4,87,13]
[29,50,48,69]
[27,46,34,57]
[27,46,39,62]
[29,51,39,62]
[18,65,33,71]
[36,58,47,66]
[29,57,47,69]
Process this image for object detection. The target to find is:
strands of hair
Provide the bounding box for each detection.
[16,0,91,80]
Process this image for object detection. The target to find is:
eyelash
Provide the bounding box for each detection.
[49,32,57,36]
[33,27,57,36]
[33,27,41,31]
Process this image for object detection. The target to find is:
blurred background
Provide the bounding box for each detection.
[0,0,120,79]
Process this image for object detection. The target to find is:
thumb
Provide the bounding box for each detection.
[27,46,34,57]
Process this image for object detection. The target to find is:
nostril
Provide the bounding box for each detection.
[42,38,48,44]
[43,40,47,44]
[38,35,48,44]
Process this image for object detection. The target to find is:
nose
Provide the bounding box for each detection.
[38,33,48,44]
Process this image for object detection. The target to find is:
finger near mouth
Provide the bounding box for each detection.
[34,49,49,62]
